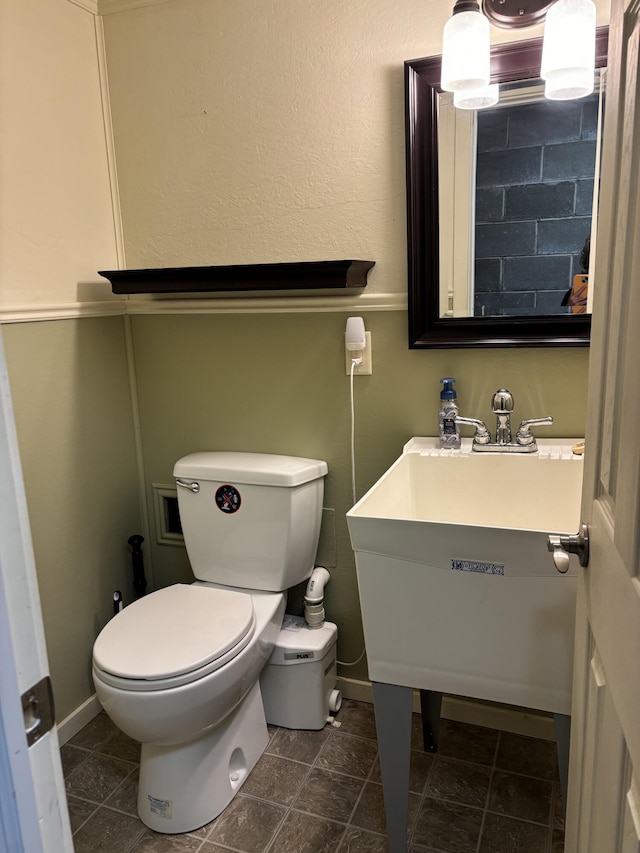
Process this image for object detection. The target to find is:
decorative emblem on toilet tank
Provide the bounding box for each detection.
[215,484,242,513]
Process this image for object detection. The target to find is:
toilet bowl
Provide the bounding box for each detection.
[92,451,327,834]
[93,583,285,832]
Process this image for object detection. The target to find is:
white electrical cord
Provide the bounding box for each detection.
[340,356,367,669]
[350,357,361,505]
[337,646,367,667]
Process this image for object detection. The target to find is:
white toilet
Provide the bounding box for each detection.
[92,451,327,834]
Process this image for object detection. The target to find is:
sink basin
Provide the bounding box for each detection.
[346,437,584,714]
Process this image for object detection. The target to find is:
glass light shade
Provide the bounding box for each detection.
[454,83,499,110]
[541,0,596,100]
[441,10,491,93]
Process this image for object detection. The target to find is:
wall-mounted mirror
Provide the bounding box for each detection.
[405,28,608,348]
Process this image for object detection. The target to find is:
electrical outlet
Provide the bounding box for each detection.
[345,331,372,375]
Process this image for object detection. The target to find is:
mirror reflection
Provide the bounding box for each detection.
[438,74,604,320]
[405,28,608,348]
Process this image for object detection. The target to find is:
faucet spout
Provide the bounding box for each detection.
[457,388,553,453]
[491,389,514,445]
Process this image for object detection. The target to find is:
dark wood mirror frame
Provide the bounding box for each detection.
[405,27,609,349]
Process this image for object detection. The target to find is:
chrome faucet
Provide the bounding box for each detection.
[456,388,553,453]
[492,388,514,445]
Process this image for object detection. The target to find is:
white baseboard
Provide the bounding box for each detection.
[57,679,556,748]
[337,676,556,742]
[57,694,103,746]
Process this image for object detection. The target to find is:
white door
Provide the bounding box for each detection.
[564,0,640,849]
[0,328,73,853]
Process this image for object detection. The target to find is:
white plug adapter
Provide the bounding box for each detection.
[344,317,372,374]
[345,317,366,351]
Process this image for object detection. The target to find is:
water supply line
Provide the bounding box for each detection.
[304,566,330,628]
[113,590,123,616]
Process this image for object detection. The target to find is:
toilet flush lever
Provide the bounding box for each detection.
[176,479,200,493]
[547,523,590,573]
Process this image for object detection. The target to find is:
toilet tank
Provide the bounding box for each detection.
[173,452,328,591]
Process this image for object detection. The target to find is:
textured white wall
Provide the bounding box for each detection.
[0,0,119,307]
[103,0,610,294]
[0,1,140,720]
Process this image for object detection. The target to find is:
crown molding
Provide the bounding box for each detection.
[68,0,99,13]
[98,0,174,14]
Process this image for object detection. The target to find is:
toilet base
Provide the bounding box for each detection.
[137,681,269,833]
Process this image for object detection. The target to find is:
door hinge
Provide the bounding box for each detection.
[21,676,55,747]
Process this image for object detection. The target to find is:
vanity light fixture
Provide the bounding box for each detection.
[540,0,597,100]
[441,0,597,108]
[453,83,500,110]
[441,0,491,93]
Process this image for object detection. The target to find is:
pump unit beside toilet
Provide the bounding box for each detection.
[261,615,341,730]
[92,451,327,835]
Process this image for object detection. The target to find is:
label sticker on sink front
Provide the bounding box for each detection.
[451,559,505,575]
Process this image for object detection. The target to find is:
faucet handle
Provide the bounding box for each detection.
[455,416,491,445]
[516,416,554,446]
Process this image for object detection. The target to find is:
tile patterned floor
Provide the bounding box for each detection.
[61,700,565,852]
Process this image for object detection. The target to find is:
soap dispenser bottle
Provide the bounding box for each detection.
[439,378,461,448]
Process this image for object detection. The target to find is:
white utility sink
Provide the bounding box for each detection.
[347,437,584,714]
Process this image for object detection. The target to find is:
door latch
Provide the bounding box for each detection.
[21,676,55,747]
[547,522,590,574]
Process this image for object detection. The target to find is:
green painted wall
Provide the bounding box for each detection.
[131,310,589,680]
[0,309,590,716]
[3,317,141,720]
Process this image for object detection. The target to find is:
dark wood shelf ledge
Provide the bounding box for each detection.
[99,260,375,295]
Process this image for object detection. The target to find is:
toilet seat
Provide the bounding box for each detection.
[93,584,255,691]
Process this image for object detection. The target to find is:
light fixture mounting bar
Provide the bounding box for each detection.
[482,0,555,28]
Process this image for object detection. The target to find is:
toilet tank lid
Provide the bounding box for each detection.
[173,452,328,487]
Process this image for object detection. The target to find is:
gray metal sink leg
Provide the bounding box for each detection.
[419,689,443,752]
[372,681,412,853]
